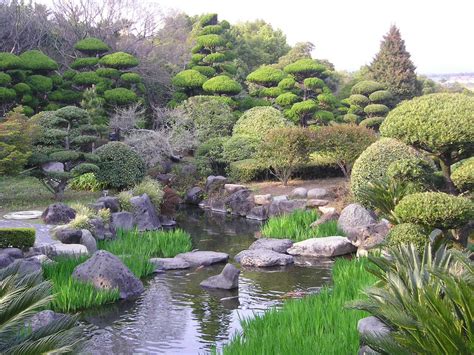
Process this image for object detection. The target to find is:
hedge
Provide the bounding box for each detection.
[120,72,141,83]
[0,228,35,249]
[203,53,226,63]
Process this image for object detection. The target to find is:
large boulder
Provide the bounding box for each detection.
[175,251,229,267]
[235,249,294,267]
[290,187,308,199]
[42,203,76,224]
[287,237,356,257]
[88,218,107,240]
[200,263,240,290]
[37,243,88,258]
[310,211,340,228]
[150,257,191,271]
[80,229,97,254]
[209,198,226,213]
[0,248,23,268]
[246,206,269,221]
[224,189,255,216]
[307,188,332,199]
[130,194,161,231]
[110,212,134,231]
[10,258,42,278]
[185,187,204,205]
[55,227,82,244]
[224,184,246,194]
[358,316,390,338]
[338,204,377,234]
[268,199,306,217]
[205,175,227,193]
[72,250,144,300]
[248,238,293,254]
[254,194,272,205]
[97,197,120,213]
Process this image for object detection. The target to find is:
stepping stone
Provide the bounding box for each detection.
[150,257,191,270]
[287,236,356,257]
[248,238,293,254]
[3,211,43,220]
[175,251,229,267]
[235,249,294,267]
[200,263,240,290]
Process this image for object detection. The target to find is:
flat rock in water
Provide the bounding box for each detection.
[235,249,294,267]
[200,263,240,290]
[248,238,293,254]
[175,251,229,267]
[150,257,191,270]
[287,236,356,257]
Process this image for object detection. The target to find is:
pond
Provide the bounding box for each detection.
[81,207,334,354]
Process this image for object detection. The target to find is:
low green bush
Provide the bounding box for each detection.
[275,92,300,106]
[195,137,228,176]
[203,52,226,63]
[0,227,35,249]
[0,72,12,86]
[233,106,291,140]
[202,75,242,95]
[343,113,360,124]
[120,72,141,83]
[200,24,223,35]
[68,172,105,192]
[228,158,266,182]
[387,157,435,191]
[278,77,296,90]
[247,66,286,86]
[12,82,31,95]
[27,75,53,92]
[451,157,473,193]
[368,90,392,103]
[73,71,101,85]
[191,65,216,77]
[222,134,260,163]
[70,57,99,69]
[284,58,326,76]
[96,68,120,79]
[359,117,384,129]
[349,94,369,107]
[172,69,207,89]
[363,103,389,116]
[196,34,225,48]
[259,87,282,98]
[19,50,58,71]
[385,223,428,252]
[99,52,139,69]
[103,88,137,105]
[394,192,474,229]
[0,87,16,103]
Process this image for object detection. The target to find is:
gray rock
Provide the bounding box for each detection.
[55,227,82,244]
[338,203,377,234]
[10,258,42,277]
[205,175,227,193]
[290,187,308,199]
[254,194,272,205]
[150,257,191,270]
[307,188,332,199]
[97,196,120,213]
[209,198,226,213]
[27,310,68,331]
[246,205,268,221]
[345,221,390,249]
[38,243,88,257]
[224,189,255,216]
[41,162,64,173]
[159,215,177,227]
[0,254,14,268]
[248,238,293,254]
[72,250,144,300]
[175,251,229,267]
[306,199,329,207]
[42,203,76,225]
[224,184,246,194]
[358,316,390,338]
[88,218,106,240]
[310,211,340,228]
[200,263,240,290]
[88,202,106,212]
[185,187,204,205]
[273,195,288,202]
[268,199,306,217]
[287,236,357,257]
[358,345,380,355]
[80,229,97,253]
[0,247,23,259]
[319,206,336,214]
[110,212,134,231]
[130,194,161,231]
[235,249,294,267]
[27,254,53,265]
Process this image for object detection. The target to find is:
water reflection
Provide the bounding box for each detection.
[81,207,333,354]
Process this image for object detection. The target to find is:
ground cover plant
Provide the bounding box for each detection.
[43,228,193,312]
[221,258,376,354]
[261,209,343,242]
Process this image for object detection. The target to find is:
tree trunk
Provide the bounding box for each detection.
[439,157,458,195]
[53,180,68,201]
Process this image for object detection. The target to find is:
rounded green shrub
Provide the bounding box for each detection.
[291,100,318,115]
[120,72,141,83]
[96,67,120,79]
[380,93,474,159]
[364,104,389,116]
[233,106,291,140]
[95,79,112,94]
[172,69,207,89]
[62,70,76,80]
[99,52,139,69]
[228,158,265,182]
[74,37,110,54]
[95,141,146,189]
[73,71,101,85]
[247,67,286,86]
[259,87,282,98]
[317,93,337,109]
[196,34,225,48]
[313,110,335,123]
[48,89,81,103]
[200,13,218,27]
[387,157,436,191]
[19,50,58,71]
[284,59,326,77]
[195,137,228,176]
[304,77,325,90]
[50,74,62,86]
[451,157,474,192]
[369,90,392,103]
[20,105,34,116]
[203,52,226,63]
[386,223,429,252]
[192,65,216,77]
[27,75,53,92]
[349,94,369,107]
[0,228,35,249]
[0,87,16,103]
[12,82,31,95]
[348,104,364,115]
[103,88,137,106]
[191,44,204,54]
[71,57,99,69]
[220,63,238,75]
[359,117,384,129]
[351,138,424,206]
[278,77,296,90]
[222,134,260,162]
[44,103,61,111]
[0,72,12,86]
[191,53,206,63]
[351,80,385,96]
[0,53,23,70]
[394,192,474,229]
[343,113,360,124]
[275,92,300,106]
[237,96,271,111]
[200,24,223,35]
[202,75,242,95]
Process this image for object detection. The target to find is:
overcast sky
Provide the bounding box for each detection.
[155,0,473,74]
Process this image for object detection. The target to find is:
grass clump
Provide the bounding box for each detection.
[261,210,343,242]
[222,258,376,354]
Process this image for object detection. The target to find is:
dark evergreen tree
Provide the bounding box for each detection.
[369,25,420,102]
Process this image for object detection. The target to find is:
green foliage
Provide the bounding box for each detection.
[284,58,326,77]
[200,13,218,27]
[69,172,105,192]
[343,113,360,124]
[246,66,286,86]
[351,138,424,207]
[385,223,428,251]
[172,69,207,89]
[451,157,474,192]
[195,137,227,176]
[363,103,389,117]
[27,75,53,92]
[236,96,271,111]
[277,77,296,90]
[12,82,31,95]
[49,89,81,103]
[0,53,23,70]
[0,227,35,249]
[196,34,225,48]
[19,50,58,71]
[0,72,11,86]
[313,110,334,124]
[72,71,101,85]
[387,157,435,191]
[203,52,226,63]
[117,190,133,211]
[275,92,299,106]
[350,80,385,96]
[359,117,384,130]
[291,100,318,114]
[120,72,141,83]
[349,94,369,107]
[304,77,325,90]
[191,65,216,77]
[233,106,291,140]
[394,192,474,229]
[99,52,139,69]
[132,177,164,215]
[200,24,223,35]
[258,87,282,98]
[0,87,16,102]
[70,57,99,69]
[222,134,260,163]
[228,158,266,182]
[103,87,137,105]
[74,37,110,54]
[368,90,392,103]
[202,75,242,95]
[96,67,120,79]
[95,142,146,189]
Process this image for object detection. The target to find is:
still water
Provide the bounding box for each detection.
[81,207,334,354]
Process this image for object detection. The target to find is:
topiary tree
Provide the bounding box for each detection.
[233,106,292,140]
[95,141,146,189]
[222,134,260,163]
[202,75,242,96]
[385,223,429,252]
[246,66,286,101]
[28,106,99,199]
[451,157,473,193]
[380,93,474,194]
[258,126,313,185]
[74,37,110,56]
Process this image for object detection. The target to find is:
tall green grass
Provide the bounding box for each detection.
[261,210,343,242]
[221,258,376,354]
[44,228,192,312]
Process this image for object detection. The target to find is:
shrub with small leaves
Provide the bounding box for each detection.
[364,104,389,117]
[99,52,139,69]
[196,34,225,48]
[103,88,137,105]
[247,66,286,87]
[27,75,53,92]
[70,57,99,69]
[351,80,385,96]
[202,75,242,95]
[74,37,110,54]
[118,190,133,211]
[73,71,101,85]
[359,117,384,129]
[19,50,58,71]
[172,69,207,89]
[385,223,429,253]
[451,157,473,193]
[349,94,369,107]
[275,92,300,107]
[222,134,260,163]
[0,228,35,249]
[233,106,292,140]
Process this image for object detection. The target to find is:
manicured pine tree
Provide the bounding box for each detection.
[369,25,420,102]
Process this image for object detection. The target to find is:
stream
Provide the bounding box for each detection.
[81,207,334,354]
